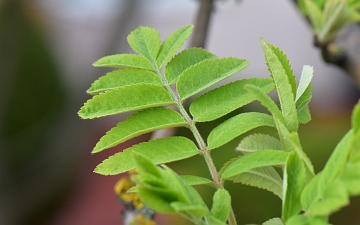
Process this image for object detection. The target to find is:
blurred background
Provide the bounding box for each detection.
[0,0,359,224]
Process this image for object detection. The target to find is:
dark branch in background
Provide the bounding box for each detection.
[191,0,215,48]
[151,0,215,140]
[292,0,360,88]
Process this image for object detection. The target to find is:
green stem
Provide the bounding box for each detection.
[155,69,237,225]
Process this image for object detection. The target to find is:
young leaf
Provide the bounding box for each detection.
[190,78,275,122]
[340,162,360,195]
[92,108,187,153]
[177,57,248,100]
[170,202,208,221]
[210,189,231,223]
[78,84,174,119]
[221,150,290,180]
[86,69,162,95]
[137,187,177,213]
[93,54,155,71]
[206,214,228,225]
[236,133,282,153]
[263,217,284,225]
[304,0,324,33]
[164,48,216,84]
[282,152,306,222]
[309,180,349,216]
[156,25,194,69]
[352,99,360,134]
[132,152,163,179]
[286,214,330,225]
[180,175,213,186]
[127,26,160,63]
[296,65,314,103]
[245,84,286,126]
[94,136,199,175]
[318,130,353,193]
[230,166,283,199]
[297,104,311,124]
[288,132,315,176]
[207,112,275,150]
[261,38,298,132]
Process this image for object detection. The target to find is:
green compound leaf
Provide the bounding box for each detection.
[180,175,213,186]
[236,133,282,153]
[221,150,290,180]
[78,84,174,119]
[93,54,155,71]
[94,136,199,175]
[137,187,177,213]
[177,57,248,100]
[92,108,187,153]
[165,48,217,84]
[190,78,275,122]
[263,217,284,225]
[261,38,298,132]
[156,25,194,69]
[207,112,275,150]
[127,26,160,63]
[282,152,306,222]
[87,69,162,95]
[230,166,283,199]
[170,202,208,221]
[210,189,231,223]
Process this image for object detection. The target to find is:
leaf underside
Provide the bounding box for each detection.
[236,133,282,153]
[231,166,283,198]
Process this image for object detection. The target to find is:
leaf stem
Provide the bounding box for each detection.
[155,69,237,225]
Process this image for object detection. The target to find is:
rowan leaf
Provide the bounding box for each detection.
[282,152,306,222]
[127,26,160,63]
[78,84,174,119]
[92,54,155,71]
[92,108,187,153]
[245,84,286,126]
[296,65,314,103]
[340,162,360,195]
[180,175,213,186]
[156,25,194,69]
[236,133,282,153]
[210,189,231,223]
[352,100,360,134]
[230,166,283,198]
[221,150,290,180]
[190,78,274,122]
[87,69,162,95]
[263,218,284,225]
[94,136,199,175]
[165,48,216,84]
[261,38,298,132]
[177,57,248,100]
[207,112,275,150]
